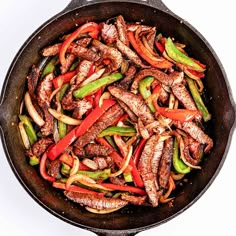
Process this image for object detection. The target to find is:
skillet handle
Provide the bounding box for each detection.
[64,0,171,12]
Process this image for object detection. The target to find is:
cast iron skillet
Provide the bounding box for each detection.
[0,0,235,235]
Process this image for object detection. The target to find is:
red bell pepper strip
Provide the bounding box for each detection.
[87,64,96,77]
[155,41,165,54]
[53,70,76,88]
[127,31,172,69]
[100,183,146,195]
[52,182,104,196]
[132,138,147,165]
[153,97,201,122]
[186,69,205,79]
[40,152,56,182]
[118,114,129,123]
[94,88,102,107]
[48,99,116,160]
[60,22,99,67]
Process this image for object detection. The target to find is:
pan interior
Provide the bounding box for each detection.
[1,1,234,232]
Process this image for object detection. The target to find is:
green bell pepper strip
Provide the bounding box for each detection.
[29,155,40,166]
[73,72,123,99]
[104,136,117,149]
[186,77,211,122]
[165,38,205,72]
[139,76,155,112]
[41,56,57,77]
[173,137,191,174]
[58,109,67,139]
[18,115,37,145]
[123,172,133,182]
[60,163,111,181]
[98,126,136,137]
[69,59,79,71]
[59,83,70,101]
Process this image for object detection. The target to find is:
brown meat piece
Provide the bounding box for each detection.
[121,194,147,205]
[26,137,53,157]
[101,23,118,44]
[109,176,126,186]
[92,39,123,73]
[117,100,137,122]
[116,39,149,68]
[174,121,213,153]
[74,104,124,149]
[72,147,85,157]
[64,192,128,210]
[131,69,184,93]
[93,156,112,170]
[27,65,40,97]
[85,143,112,157]
[172,83,201,122]
[108,86,154,125]
[72,99,92,119]
[70,45,100,62]
[47,159,62,179]
[60,53,76,74]
[158,138,173,189]
[118,65,137,90]
[188,137,204,161]
[41,43,61,56]
[37,73,54,136]
[115,15,129,46]
[146,27,156,50]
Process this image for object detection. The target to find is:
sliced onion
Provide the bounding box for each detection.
[170,171,185,181]
[80,68,105,87]
[163,50,176,63]
[53,120,60,143]
[48,108,82,125]
[99,92,111,107]
[195,79,204,93]
[85,205,126,214]
[18,121,31,149]
[158,135,172,142]
[49,86,62,102]
[70,153,80,176]
[114,135,128,157]
[24,92,45,127]
[137,118,150,139]
[78,180,112,191]
[82,158,98,171]
[142,36,158,57]
[110,145,133,177]
[159,176,175,203]
[19,99,24,115]
[66,174,96,189]
[120,60,129,74]
[56,92,62,112]
[168,93,175,109]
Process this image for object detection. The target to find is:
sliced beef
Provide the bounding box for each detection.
[117,100,137,122]
[158,138,173,189]
[131,69,184,93]
[109,176,126,186]
[37,73,54,136]
[121,194,147,205]
[188,136,204,161]
[72,99,93,119]
[74,104,124,149]
[151,141,164,176]
[70,45,100,62]
[92,39,123,73]
[115,15,129,46]
[100,23,118,44]
[60,53,76,74]
[85,143,112,157]
[93,156,112,170]
[116,40,149,68]
[47,159,62,179]
[118,65,137,90]
[73,147,85,157]
[172,83,201,122]
[26,137,53,157]
[108,86,154,125]
[174,121,213,153]
[27,65,40,97]
[64,192,128,210]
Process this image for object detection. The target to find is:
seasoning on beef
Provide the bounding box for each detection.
[74,104,124,149]
[121,194,147,205]
[85,143,112,157]
[101,23,118,44]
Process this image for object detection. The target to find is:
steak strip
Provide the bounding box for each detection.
[85,143,113,157]
[64,191,128,210]
[158,138,173,189]
[174,121,213,153]
[108,86,154,125]
[74,104,124,149]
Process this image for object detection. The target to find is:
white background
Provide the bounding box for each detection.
[0,0,235,235]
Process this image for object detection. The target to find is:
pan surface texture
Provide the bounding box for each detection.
[0,0,235,236]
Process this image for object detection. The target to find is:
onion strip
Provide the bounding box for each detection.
[70,153,80,176]
[85,205,126,214]
[80,68,105,87]
[18,121,31,149]
[110,145,133,177]
[48,108,82,125]
[24,92,45,127]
